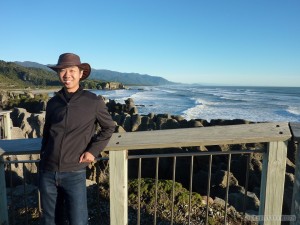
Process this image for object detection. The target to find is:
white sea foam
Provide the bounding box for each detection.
[161,89,177,94]
[183,105,206,121]
[287,106,300,116]
[183,98,217,120]
[183,105,289,122]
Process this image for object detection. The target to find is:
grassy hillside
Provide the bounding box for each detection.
[0,60,60,89]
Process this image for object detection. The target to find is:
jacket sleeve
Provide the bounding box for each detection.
[86,97,116,156]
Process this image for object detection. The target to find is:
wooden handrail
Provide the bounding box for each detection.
[0,122,291,155]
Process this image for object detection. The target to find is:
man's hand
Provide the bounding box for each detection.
[79,152,95,163]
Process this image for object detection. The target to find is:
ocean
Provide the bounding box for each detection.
[92,84,300,123]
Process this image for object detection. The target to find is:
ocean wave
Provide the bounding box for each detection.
[219,96,248,102]
[161,89,177,94]
[192,97,217,106]
[286,106,300,116]
[183,98,217,120]
[183,106,296,122]
[183,104,206,121]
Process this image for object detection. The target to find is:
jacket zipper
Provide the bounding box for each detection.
[58,101,69,171]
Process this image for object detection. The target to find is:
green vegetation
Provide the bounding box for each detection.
[0,60,60,89]
[128,178,208,223]
[128,178,202,209]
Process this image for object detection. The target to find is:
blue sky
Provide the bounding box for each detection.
[0,0,299,86]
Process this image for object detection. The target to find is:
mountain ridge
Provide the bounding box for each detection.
[14,61,176,86]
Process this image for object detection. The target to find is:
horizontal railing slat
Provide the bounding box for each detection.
[0,138,42,155]
[106,122,291,151]
[0,122,291,155]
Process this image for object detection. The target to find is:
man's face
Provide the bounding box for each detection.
[58,66,83,93]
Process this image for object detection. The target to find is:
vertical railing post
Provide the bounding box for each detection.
[0,115,2,139]
[109,150,128,225]
[290,123,300,225]
[290,122,300,225]
[1,112,12,140]
[291,140,300,225]
[0,156,9,225]
[259,141,288,225]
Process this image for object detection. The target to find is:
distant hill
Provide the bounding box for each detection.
[14,61,53,71]
[0,60,60,89]
[15,61,176,86]
[90,69,174,86]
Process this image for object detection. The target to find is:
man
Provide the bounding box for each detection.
[39,53,115,225]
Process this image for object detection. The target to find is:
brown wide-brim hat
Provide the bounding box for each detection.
[48,53,91,80]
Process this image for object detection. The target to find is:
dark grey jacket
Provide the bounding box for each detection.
[40,87,115,172]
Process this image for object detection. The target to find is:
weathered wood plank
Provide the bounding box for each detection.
[259,141,287,225]
[290,123,300,142]
[0,122,292,155]
[106,122,291,151]
[109,150,128,225]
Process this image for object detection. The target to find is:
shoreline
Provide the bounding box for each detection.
[30,89,60,94]
[1,88,60,95]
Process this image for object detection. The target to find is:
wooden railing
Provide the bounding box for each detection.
[1,120,299,225]
[0,111,12,140]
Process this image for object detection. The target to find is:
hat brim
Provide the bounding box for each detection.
[48,63,91,80]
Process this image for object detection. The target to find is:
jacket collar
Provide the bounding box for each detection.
[57,86,84,103]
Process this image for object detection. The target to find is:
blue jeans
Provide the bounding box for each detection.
[39,170,88,225]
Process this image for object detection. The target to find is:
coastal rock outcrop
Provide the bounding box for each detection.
[10,107,45,138]
[100,82,125,90]
[0,90,48,113]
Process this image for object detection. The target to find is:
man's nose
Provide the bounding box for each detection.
[63,70,71,77]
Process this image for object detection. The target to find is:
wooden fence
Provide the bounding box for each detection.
[1,118,300,225]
